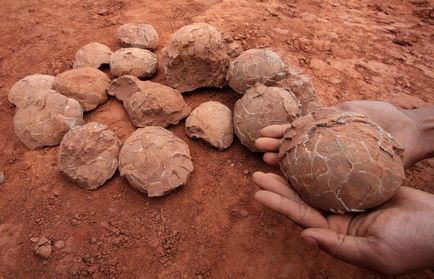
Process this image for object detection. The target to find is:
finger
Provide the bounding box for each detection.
[263,152,279,166]
[255,190,328,228]
[327,214,354,235]
[260,124,290,138]
[263,172,289,185]
[301,228,370,266]
[255,138,281,152]
[252,172,294,199]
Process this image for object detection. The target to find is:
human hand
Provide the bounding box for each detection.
[255,101,434,168]
[336,100,433,167]
[253,172,434,274]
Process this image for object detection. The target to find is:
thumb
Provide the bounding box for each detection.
[301,228,370,266]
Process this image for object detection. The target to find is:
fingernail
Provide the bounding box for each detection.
[303,237,318,248]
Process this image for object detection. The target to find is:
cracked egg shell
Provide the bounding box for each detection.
[8,74,55,108]
[161,23,230,93]
[58,122,122,190]
[117,23,159,50]
[233,83,301,152]
[14,89,84,149]
[276,66,322,115]
[110,47,157,78]
[73,42,113,69]
[226,49,287,94]
[108,75,142,102]
[118,126,194,197]
[185,101,233,150]
[52,67,110,111]
[123,81,190,128]
[278,108,405,213]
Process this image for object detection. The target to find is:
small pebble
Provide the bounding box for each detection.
[149,238,160,248]
[54,240,65,249]
[240,210,249,217]
[243,170,250,175]
[0,171,4,184]
[30,237,39,243]
[52,189,61,197]
[36,245,52,259]
[97,8,109,15]
[37,237,49,246]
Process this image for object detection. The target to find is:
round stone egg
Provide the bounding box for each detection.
[161,23,230,93]
[8,74,55,108]
[73,42,113,69]
[118,126,194,197]
[117,23,159,50]
[185,101,233,150]
[110,48,158,79]
[278,108,406,213]
[226,49,287,94]
[233,83,301,152]
[14,89,84,149]
[123,81,190,128]
[58,122,122,190]
[52,67,110,111]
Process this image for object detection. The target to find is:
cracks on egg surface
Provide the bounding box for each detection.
[279,108,405,213]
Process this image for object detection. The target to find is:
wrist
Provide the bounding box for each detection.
[404,105,434,163]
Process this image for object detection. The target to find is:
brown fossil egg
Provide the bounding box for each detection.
[278,108,405,213]
[8,74,55,108]
[52,67,110,111]
[276,66,322,115]
[117,23,159,50]
[123,81,190,128]
[233,83,301,152]
[161,23,230,93]
[226,48,287,94]
[13,89,84,149]
[73,42,113,69]
[118,126,194,197]
[185,101,233,150]
[110,48,158,79]
[58,122,122,190]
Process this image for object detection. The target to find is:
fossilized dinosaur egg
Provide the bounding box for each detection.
[118,126,194,197]
[110,48,158,78]
[117,23,159,50]
[161,23,230,93]
[278,108,405,213]
[233,83,301,152]
[58,122,122,190]
[8,74,55,108]
[52,67,110,111]
[14,89,84,149]
[185,101,233,150]
[123,81,190,128]
[73,42,113,69]
[226,49,287,94]
[108,75,142,102]
[276,66,322,115]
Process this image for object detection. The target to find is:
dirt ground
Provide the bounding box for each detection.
[0,0,433,278]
